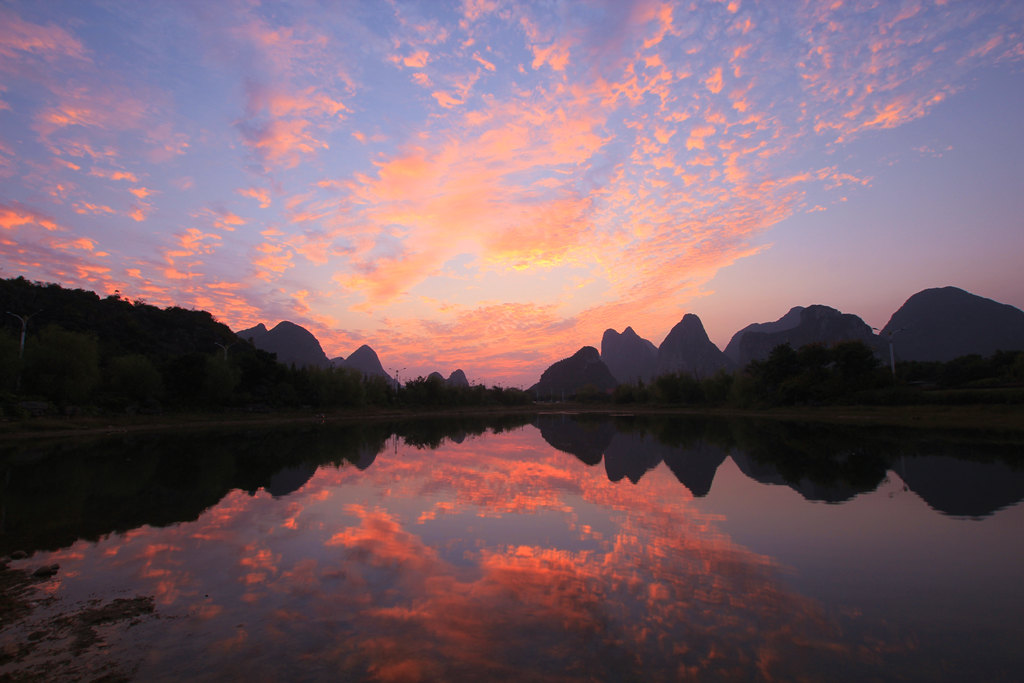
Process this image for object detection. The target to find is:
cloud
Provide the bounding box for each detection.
[238,118,329,169]
[2,0,1022,386]
[0,202,61,231]
[402,50,430,68]
[0,9,89,62]
[90,168,139,182]
[237,187,271,208]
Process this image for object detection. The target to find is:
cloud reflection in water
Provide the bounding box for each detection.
[17,425,893,680]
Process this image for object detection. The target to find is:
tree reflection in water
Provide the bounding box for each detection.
[2,415,1023,680]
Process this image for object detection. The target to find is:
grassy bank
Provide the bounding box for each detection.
[3,401,1023,441]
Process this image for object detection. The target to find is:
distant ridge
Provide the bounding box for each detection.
[732,305,879,367]
[237,320,330,368]
[601,327,657,384]
[340,344,395,385]
[880,286,1024,362]
[723,306,804,363]
[656,314,732,379]
[446,369,470,388]
[530,346,617,399]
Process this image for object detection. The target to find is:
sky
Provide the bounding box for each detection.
[2,0,1022,387]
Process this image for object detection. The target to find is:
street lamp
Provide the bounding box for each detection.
[6,311,37,360]
[215,341,236,361]
[873,327,904,378]
[6,310,39,393]
[389,367,406,393]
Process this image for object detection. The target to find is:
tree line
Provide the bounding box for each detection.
[602,340,1024,407]
[3,277,1021,415]
[0,277,529,416]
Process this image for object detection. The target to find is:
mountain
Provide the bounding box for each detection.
[723,306,804,364]
[237,321,330,368]
[529,346,618,398]
[880,286,1024,362]
[655,314,733,379]
[601,327,658,384]
[341,344,395,385]
[732,305,879,367]
[446,369,470,388]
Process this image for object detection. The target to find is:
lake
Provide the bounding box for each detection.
[2,414,1023,681]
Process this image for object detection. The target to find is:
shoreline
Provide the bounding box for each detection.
[2,402,1023,441]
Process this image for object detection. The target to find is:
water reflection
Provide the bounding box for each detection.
[2,415,1023,680]
[537,414,1024,515]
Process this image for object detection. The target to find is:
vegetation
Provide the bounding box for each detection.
[2,276,1021,420]
[607,340,1024,409]
[0,277,529,417]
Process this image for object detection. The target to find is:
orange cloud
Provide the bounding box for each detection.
[402,50,429,68]
[90,167,139,182]
[0,202,61,231]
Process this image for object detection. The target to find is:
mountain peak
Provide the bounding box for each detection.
[601,327,657,383]
[732,305,878,366]
[656,313,732,378]
[237,320,329,368]
[341,344,395,385]
[881,286,1024,362]
[447,369,470,388]
[530,346,617,398]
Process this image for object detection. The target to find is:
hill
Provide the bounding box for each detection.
[880,287,1024,362]
[237,321,330,368]
[601,327,658,384]
[656,314,733,379]
[732,305,879,367]
[530,346,618,399]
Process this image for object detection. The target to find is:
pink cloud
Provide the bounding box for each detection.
[240,118,329,168]
[0,9,89,62]
[237,187,271,208]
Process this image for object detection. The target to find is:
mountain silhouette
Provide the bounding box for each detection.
[535,414,615,465]
[729,451,875,503]
[601,327,658,384]
[896,455,1024,518]
[880,286,1024,362]
[732,305,879,366]
[660,442,728,497]
[237,321,330,368]
[265,463,319,498]
[529,346,618,398]
[446,369,470,388]
[602,431,665,483]
[656,314,733,378]
[723,306,805,364]
[341,344,396,385]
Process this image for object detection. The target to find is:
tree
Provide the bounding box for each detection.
[24,325,100,403]
[106,354,164,403]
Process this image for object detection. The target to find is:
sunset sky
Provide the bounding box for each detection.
[2,0,1022,386]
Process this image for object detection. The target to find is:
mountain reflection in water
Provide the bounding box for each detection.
[2,415,1023,681]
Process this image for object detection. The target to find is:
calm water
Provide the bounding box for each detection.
[2,415,1023,681]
